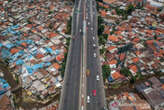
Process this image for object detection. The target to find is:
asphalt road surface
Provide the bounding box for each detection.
[59,0,106,110]
[59,0,84,110]
[86,0,106,110]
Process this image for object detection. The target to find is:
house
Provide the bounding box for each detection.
[136,77,164,110]
[109,92,151,110]
[0,94,14,110]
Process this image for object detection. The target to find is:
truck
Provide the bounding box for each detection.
[86,69,90,77]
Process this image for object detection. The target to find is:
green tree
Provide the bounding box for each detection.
[49,23,53,29]
[110,26,116,34]
[102,65,111,80]
[65,16,72,35]
[130,77,135,84]
[100,47,106,55]
[126,4,135,15]
[98,16,105,36]
[96,0,103,2]
[120,67,132,77]
[27,19,32,24]
[98,16,104,24]
[60,53,68,78]
[66,37,70,47]
[98,35,106,45]
[48,11,53,14]
[98,25,104,36]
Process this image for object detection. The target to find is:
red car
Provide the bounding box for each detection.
[92,89,96,96]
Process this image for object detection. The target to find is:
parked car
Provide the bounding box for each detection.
[87,96,90,103]
[96,75,99,81]
[92,89,96,96]
[93,53,96,57]
[93,44,96,48]
[93,37,95,40]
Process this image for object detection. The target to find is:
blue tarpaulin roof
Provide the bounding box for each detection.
[0,43,3,47]
[32,63,44,71]
[32,50,38,56]
[11,50,24,60]
[45,47,53,54]
[10,30,17,34]
[16,40,33,45]
[16,59,24,65]
[1,31,7,36]
[5,43,14,49]
[0,90,6,95]
[55,49,60,55]
[1,49,11,59]
[26,40,33,44]
[1,25,21,37]
[108,76,114,82]
[27,55,33,60]
[11,24,19,29]
[44,62,51,67]
[26,66,33,75]
[0,78,10,94]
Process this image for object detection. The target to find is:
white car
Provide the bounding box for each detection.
[88,22,90,25]
[96,75,100,81]
[93,37,95,40]
[80,29,82,33]
[91,27,93,31]
[93,53,96,57]
[87,96,90,103]
[93,44,96,47]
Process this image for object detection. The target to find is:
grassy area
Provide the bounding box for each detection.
[102,64,111,81]
[111,83,121,89]
[65,16,72,35]
[60,38,70,78]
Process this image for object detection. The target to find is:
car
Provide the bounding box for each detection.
[87,96,90,103]
[91,27,93,31]
[93,37,95,40]
[93,44,96,48]
[92,89,96,96]
[96,75,100,81]
[93,53,96,57]
[88,22,90,25]
[80,29,82,33]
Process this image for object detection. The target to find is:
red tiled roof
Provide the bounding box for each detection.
[21,42,27,47]
[109,60,117,65]
[36,53,44,59]
[119,53,125,61]
[52,63,60,70]
[10,48,20,54]
[132,57,139,63]
[48,32,58,38]
[56,54,64,62]
[132,38,140,43]
[100,10,106,17]
[112,71,123,80]
[108,35,118,42]
[129,65,138,73]
[37,26,44,31]
[107,46,116,51]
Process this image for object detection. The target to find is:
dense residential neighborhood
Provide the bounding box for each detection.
[98,0,164,85]
[0,0,72,109]
[0,0,164,110]
[97,0,164,110]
